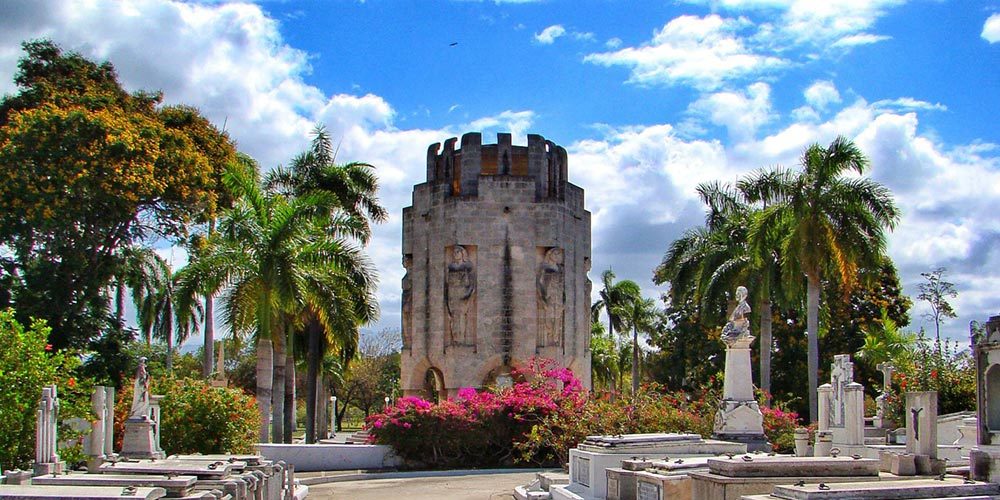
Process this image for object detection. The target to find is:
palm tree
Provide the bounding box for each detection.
[141,261,203,372]
[591,270,641,393]
[109,245,167,341]
[177,159,370,442]
[743,136,899,422]
[265,125,384,443]
[620,296,656,394]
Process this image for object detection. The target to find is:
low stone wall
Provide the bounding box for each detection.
[257,443,402,472]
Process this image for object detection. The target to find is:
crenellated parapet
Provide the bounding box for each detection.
[425,132,569,200]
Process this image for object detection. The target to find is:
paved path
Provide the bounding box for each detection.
[306,470,539,499]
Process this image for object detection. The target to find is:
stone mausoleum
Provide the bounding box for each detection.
[400,132,592,399]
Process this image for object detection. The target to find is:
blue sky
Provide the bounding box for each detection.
[1,0,998,346]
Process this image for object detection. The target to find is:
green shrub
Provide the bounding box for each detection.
[115,377,259,455]
[0,309,92,469]
[885,337,975,425]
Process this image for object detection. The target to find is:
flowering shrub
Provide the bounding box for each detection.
[367,358,580,468]
[884,337,975,425]
[115,376,259,455]
[0,309,92,469]
[762,405,800,453]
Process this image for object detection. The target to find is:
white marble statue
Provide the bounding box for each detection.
[129,357,151,420]
[721,286,751,341]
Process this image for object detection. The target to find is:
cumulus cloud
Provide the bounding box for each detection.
[605,37,623,49]
[982,14,1000,43]
[804,80,841,110]
[534,24,566,44]
[584,15,786,90]
[688,82,774,142]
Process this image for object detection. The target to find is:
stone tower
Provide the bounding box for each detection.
[400,132,592,399]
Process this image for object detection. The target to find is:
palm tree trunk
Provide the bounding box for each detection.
[115,281,125,331]
[807,273,821,423]
[203,293,214,378]
[316,374,328,439]
[284,328,295,443]
[271,327,286,444]
[760,298,772,407]
[203,218,216,378]
[256,337,273,442]
[305,318,321,443]
[165,315,174,373]
[631,326,639,395]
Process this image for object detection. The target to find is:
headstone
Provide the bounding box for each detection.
[817,355,866,455]
[211,340,227,388]
[829,354,854,427]
[121,358,165,459]
[712,286,770,452]
[874,362,895,428]
[906,391,938,458]
[33,385,65,476]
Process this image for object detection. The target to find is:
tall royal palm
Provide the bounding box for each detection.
[621,296,656,395]
[265,125,384,443]
[142,261,203,372]
[591,270,641,393]
[177,160,369,442]
[743,137,899,422]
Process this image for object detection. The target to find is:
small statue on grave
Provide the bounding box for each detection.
[721,286,751,341]
[129,357,151,420]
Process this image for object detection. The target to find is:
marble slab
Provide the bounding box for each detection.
[99,460,233,479]
[768,478,1000,499]
[708,455,880,477]
[0,484,165,499]
[31,474,196,496]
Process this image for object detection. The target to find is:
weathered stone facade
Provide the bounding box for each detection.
[400,132,592,398]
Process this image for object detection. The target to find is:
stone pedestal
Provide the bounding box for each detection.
[550,433,745,500]
[120,418,165,460]
[713,335,770,452]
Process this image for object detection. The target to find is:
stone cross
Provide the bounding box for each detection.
[830,354,855,427]
[33,385,64,476]
[877,362,894,392]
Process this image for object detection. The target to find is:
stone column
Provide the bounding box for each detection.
[844,382,865,446]
[33,385,65,476]
[815,384,834,457]
[150,395,164,454]
[86,387,107,472]
[713,335,769,451]
[103,386,115,458]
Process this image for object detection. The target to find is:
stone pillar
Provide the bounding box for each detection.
[103,386,115,458]
[817,384,833,432]
[814,432,833,457]
[33,385,65,476]
[906,391,938,459]
[713,335,769,451]
[459,132,481,196]
[86,386,107,472]
[150,395,164,455]
[875,362,894,429]
[794,428,810,457]
[844,382,865,446]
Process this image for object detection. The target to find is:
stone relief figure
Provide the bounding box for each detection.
[401,255,413,350]
[537,247,565,346]
[129,357,151,420]
[721,286,751,341]
[445,245,475,345]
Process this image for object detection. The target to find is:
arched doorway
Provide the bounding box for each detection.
[424,367,445,402]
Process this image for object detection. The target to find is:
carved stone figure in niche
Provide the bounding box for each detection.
[401,255,413,350]
[446,245,475,345]
[721,286,751,342]
[537,247,565,346]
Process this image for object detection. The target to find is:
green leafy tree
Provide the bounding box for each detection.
[0,40,235,349]
[589,321,619,393]
[742,137,899,422]
[917,267,958,344]
[858,308,918,368]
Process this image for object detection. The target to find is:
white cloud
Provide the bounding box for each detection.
[584,15,786,90]
[466,110,535,144]
[804,80,841,110]
[982,14,1000,43]
[689,82,774,141]
[832,33,891,47]
[872,97,947,113]
[534,24,566,44]
[605,37,623,49]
